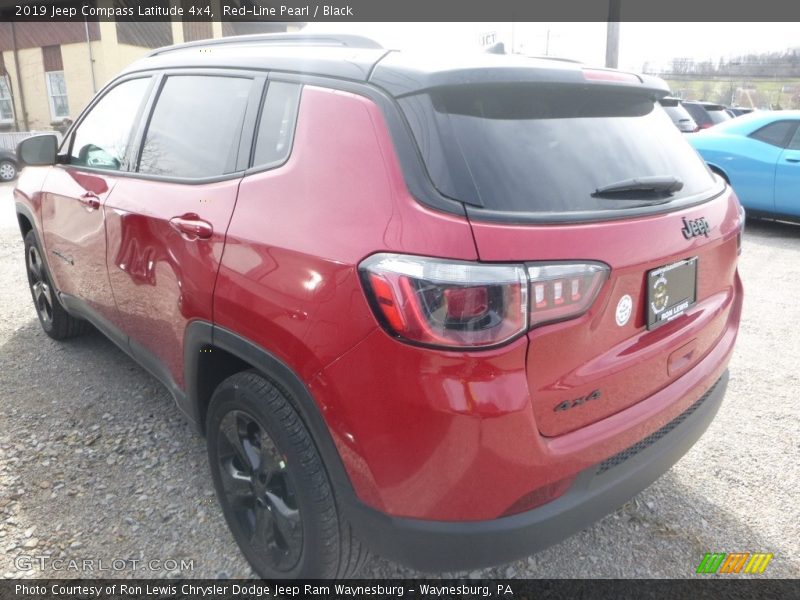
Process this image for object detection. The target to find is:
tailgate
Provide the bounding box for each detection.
[470,189,742,436]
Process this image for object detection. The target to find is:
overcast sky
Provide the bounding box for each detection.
[304,22,800,72]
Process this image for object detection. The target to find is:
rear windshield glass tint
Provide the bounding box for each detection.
[706,108,731,124]
[400,84,716,213]
[661,104,693,122]
[682,103,711,125]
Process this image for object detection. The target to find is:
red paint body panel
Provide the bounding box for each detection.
[213,85,743,519]
[105,177,239,386]
[39,166,120,326]
[469,190,742,436]
[214,86,477,382]
[13,166,48,230]
[311,271,740,520]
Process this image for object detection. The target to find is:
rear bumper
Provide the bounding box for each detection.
[344,370,729,571]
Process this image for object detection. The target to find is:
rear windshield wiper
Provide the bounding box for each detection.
[592,176,684,198]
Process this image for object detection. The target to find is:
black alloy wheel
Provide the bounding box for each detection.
[216,409,303,571]
[23,230,85,339]
[206,371,367,578]
[27,242,54,327]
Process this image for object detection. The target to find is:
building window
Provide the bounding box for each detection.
[0,76,14,123]
[115,1,172,48]
[42,45,69,122]
[46,71,69,120]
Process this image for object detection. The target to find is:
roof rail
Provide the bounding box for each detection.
[147,33,383,57]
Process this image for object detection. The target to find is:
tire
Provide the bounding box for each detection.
[24,230,86,339]
[206,371,368,579]
[0,160,17,182]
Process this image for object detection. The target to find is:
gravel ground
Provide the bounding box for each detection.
[0,179,798,579]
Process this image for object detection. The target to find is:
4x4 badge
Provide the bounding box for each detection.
[681,216,711,239]
[554,389,602,412]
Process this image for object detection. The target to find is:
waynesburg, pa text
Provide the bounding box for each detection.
[15,584,515,598]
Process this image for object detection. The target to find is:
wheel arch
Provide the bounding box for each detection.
[15,202,36,242]
[183,321,357,500]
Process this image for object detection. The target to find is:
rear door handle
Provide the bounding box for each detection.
[785,157,800,163]
[78,192,100,210]
[169,213,213,240]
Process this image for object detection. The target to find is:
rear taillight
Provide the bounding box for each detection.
[360,254,528,349]
[360,254,609,349]
[527,262,609,327]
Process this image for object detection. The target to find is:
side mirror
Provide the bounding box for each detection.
[17,134,58,167]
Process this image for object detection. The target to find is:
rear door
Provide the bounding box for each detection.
[105,71,262,386]
[400,81,742,437]
[40,76,153,326]
[774,121,800,218]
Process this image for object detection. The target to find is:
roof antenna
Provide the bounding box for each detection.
[485,42,506,55]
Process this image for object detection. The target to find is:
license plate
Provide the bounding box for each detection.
[646,257,698,330]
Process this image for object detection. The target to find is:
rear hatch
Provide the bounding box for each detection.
[397,73,742,436]
[659,97,699,132]
[702,103,733,125]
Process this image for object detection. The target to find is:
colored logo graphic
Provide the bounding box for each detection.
[696,552,773,574]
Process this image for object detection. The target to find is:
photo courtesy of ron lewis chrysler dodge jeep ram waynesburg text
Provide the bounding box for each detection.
[14,33,743,578]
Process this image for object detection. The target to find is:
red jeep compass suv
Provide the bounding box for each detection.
[14,34,743,578]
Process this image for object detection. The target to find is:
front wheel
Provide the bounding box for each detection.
[24,230,85,339]
[206,371,367,578]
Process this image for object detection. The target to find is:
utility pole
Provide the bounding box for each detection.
[605,0,621,68]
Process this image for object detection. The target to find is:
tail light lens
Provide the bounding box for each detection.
[360,254,528,349]
[360,254,610,349]
[581,68,641,84]
[527,262,609,327]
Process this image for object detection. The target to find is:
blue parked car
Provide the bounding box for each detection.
[688,111,800,222]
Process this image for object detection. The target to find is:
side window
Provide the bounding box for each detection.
[70,78,152,170]
[252,82,301,167]
[139,75,252,178]
[787,124,800,151]
[749,121,795,148]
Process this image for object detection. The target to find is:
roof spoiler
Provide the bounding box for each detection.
[147,33,383,57]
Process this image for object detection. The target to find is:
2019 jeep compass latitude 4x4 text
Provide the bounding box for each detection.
[14,34,743,578]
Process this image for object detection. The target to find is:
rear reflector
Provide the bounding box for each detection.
[501,475,576,516]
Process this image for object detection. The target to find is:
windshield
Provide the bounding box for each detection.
[400,83,717,213]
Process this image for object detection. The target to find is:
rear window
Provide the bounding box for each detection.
[681,103,712,126]
[705,107,731,125]
[661,104,693,122]
[400,84,716,213]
